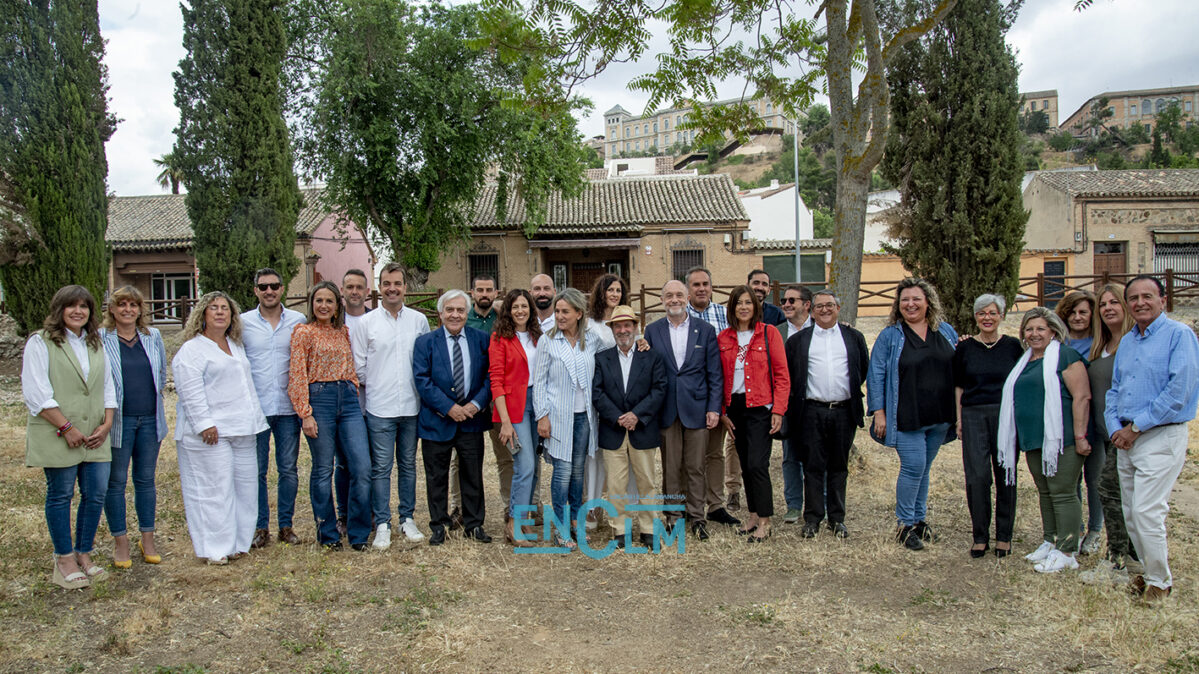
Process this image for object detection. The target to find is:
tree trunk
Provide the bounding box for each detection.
[830,170,871,320]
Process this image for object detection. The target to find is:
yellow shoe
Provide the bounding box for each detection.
[138,540,161,565]
[113,558,132,569]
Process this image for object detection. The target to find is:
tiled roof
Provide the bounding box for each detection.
[1031,169,1199,199]
[751,238,831,251]
[108,188,330,251]
[1020,90,1057,99]
[471,174,748,235]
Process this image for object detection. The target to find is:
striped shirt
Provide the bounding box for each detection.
[687,300,728,332]
[532,329,599,461]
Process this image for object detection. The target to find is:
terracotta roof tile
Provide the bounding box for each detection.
[1032,169,1199,199]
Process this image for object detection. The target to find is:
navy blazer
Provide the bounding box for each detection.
[643,316,722,429]
[413,326,492,442]
[784,323,869,429]
[592,347,668,450]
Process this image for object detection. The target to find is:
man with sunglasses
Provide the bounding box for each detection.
[777,285,813,340]
[241,268,307,548]
[777,284,815,524]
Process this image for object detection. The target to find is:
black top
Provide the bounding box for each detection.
[952,335,1025,407]
[119,338,157,417]
[896,323,956,431]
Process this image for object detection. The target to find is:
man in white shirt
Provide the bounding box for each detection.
[682,267,739,527]
[531,273,556,333]
[784,290,868,539]
[241,268,306,549]
[778,284,814,523]
[778,285,813,340]
[350,263,430,548]
[332,268,373,536]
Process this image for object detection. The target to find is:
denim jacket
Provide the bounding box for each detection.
[867,321,959,448]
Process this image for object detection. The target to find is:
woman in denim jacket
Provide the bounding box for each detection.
[867,278,959,551]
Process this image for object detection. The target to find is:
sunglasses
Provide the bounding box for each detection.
[257,282,282,291]
[781,297,801,304]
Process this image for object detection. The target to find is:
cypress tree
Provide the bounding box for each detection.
[174,0,302,309]
[0,1,115,333]
[881,0,1028,332]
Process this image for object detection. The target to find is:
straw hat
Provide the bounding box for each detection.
[605,305,638,325]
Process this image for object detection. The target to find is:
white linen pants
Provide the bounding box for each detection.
[1118,423,1188,590]
[177,433,258,560]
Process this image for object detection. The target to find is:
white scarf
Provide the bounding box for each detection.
[997,339,1063,485]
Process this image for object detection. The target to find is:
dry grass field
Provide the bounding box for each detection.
[1,316,1198,673]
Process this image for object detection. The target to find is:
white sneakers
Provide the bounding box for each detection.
[372,523,392,549]
[1025,541,1055,563]
[400,517,425,542]
[1080,559,1130,586]
[1035,549,1079,574]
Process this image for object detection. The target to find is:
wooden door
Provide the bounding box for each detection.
[1094,242,1127,278]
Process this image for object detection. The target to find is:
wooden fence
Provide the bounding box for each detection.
[136,270,1199,328]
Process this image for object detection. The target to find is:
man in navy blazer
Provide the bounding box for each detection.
[413,290,493,545]
[643,280,723,540]
[593,306,668,548]
[784,289,868,539]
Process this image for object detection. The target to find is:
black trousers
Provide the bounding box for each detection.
[960,404,1017,544]
[799,402,855,525]
[422,429,485,532]
[728,394,774,517]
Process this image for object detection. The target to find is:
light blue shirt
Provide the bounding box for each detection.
[444,327,472,395]
[687,300,728,331]
[240,306,306,417]
[1104,312,1199,434]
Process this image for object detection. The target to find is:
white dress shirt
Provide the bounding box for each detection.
[240,306,306,417]
[172,336,268,440]
[806,323,851,402]
[349,304,430,417]
[22,330,117,415]
[667,316,691,370]
[617,345,635,391]
[783,316,813,340]
[539,313,555,334]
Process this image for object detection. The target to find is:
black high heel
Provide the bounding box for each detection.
[969,543,989,559]
[994,541,1012,558]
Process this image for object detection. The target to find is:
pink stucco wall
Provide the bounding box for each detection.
[310,214,376,288]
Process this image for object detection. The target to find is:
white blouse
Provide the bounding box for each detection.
[22,330,116,416]
[172,336,269,440]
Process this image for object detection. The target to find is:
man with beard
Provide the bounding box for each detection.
[645,280,722,541]
[466,275,498,334]
[531,274,556,333]
[683,267,740,528]
[333,269,372,536]
[747,269,785,326]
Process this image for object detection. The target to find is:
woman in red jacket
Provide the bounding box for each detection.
[718,285,790,543]
[489,289,543,546]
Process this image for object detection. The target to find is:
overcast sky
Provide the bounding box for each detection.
[98,0,1199,196]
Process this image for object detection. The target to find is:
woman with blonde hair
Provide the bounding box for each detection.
[998,307,1092,574]
[1081,284,1138,583]
[867,278,959,550]
[100,285,168,567]
[23,285,116,588]
[172,292,268,564]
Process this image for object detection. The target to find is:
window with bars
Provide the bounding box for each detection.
[468,253,499,289]
[671,249,704,282]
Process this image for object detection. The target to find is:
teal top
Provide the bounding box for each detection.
[1014,346,1083,452]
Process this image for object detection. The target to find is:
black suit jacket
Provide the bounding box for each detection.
[592,347,668,450]
[784,323,869,429]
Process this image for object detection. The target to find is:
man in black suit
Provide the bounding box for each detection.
[785,289,868,539]
[593,306,668,549]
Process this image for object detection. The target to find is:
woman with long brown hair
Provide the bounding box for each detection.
[489,288,543,545]
[23,285,116,588]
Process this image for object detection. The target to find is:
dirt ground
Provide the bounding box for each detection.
[1,316,1198,673]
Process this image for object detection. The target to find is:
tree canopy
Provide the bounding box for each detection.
[286,0,588,286]
[0,0,115,333]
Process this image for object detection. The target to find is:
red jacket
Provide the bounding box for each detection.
[717,322,790,415]
[489,333,536,423]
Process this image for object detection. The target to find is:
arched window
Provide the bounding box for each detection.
[1156,99,1166,114]
[1143,99,1152,115]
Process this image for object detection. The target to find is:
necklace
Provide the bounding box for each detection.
[976,335,1000,349]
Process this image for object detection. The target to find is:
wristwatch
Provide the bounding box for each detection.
[1130,422,1141,434]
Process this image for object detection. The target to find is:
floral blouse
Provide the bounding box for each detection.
[287,322,359,419]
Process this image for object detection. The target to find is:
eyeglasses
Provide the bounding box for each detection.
[257,283,282,291]
[975,311,1001,319]
[812,303,837,311]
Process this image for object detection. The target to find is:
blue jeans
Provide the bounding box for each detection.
[508,395,539,518]
[306,381,372,545]
[547,413,588,531]
[782,438,804,511]
[255,414,301,530]
[45,461,111,555]
[894,423,949,526]
[104,413,161,536]
[365,412,419,525]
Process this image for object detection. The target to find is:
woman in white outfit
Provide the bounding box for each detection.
[172,292,268,564]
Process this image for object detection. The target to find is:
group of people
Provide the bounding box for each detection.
[21,266,1197,604]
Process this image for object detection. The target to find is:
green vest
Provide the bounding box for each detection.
[26,331,112,468]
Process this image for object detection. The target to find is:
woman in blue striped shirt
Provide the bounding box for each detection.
[533,288,599,550]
